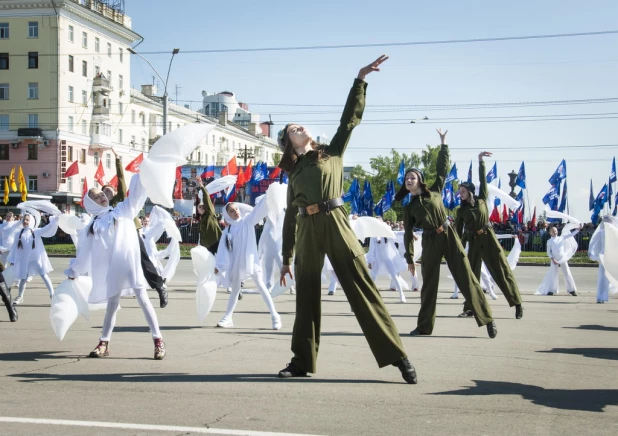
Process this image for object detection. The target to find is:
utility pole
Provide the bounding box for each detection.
[239,144,255,166]
[175,84,182,104]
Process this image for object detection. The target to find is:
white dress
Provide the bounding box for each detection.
[66,174,148,304]
[589,216,618,302]
[394,230,422,291]
[0,220,22,265]
[7,217,59,280]
[366,236,409,302]
[535,228,579,295]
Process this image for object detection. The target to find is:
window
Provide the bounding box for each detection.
[67,177,73,192]
[28,52,38,69]
[67,146,73,161]
[118,74,123,90]
[94,65,100,76]
[95,37,100,52]
[106,153,111,169]
[0,115,8,131]
[93,151,99,166]
[27,143,38,160]
[28,82,38,99]
[28,175,37,191]
[141,113,145,127]
[0,144,8,160]
[107,70,111,82]
[68,25,74,42]
[82,90,88,105]
[68,55,74,72]
[68,86,74,102]
[68,116,74,132]
[82,31,87,48]
[119,48,123,63]
[82,60,87,77]
[79,149,86,164]
[28,114,38,128]
[107,42,111,57]
[0,53,8,70]
[118,102,123,114]
[0,23,8,39]
[28,22,38,38]
[131,110,136,124]
[168,121,172,132]
[130,135,136,148]
[141,138,146,151]
[81,120,87,135]
[118,129,123,144]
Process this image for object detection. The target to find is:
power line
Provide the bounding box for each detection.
[347,144,618,151]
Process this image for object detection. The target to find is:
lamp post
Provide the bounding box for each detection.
[128,48,180,135]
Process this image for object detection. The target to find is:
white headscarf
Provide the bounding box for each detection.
[221,202,253,225]
[83,191,114,247]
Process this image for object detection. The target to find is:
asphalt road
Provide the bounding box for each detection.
[0,258,616,436]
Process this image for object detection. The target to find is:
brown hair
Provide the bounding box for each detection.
[277,124,329,172]
[394,169,430,201]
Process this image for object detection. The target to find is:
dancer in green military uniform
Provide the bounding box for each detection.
[277,55,417,384]
[455,151,523,319]
[395,129,497,338]
[195,177,222,255]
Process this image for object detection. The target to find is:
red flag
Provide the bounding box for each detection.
[489,206,501,223]
[221,156,238,176]
[64,160,79,178]
[173,166,182,199]
[269,166,281,180]
[80,178,88,207]
[502,205,508,223]
[108,175,118,190]
[236,167,245,187]
[125,153,144,173]
[242,160,253,185]
[94,160,105,186]
[530,206,537,228]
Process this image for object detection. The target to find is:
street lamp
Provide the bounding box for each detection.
[128,47,180,135]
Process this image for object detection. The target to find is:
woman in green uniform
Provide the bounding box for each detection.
[195,177,222,255]
[277,55,417,384]
[395,129,497,338]
[455,152,523,319]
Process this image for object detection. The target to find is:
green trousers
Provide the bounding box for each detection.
[463,230,522,312]
[291,208,407,373]
[417,227,493,334]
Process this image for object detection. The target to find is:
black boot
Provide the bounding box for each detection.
[515,304,523,319]
[155,287,168,308]
[393,358,418,384]
[0,281,18,322]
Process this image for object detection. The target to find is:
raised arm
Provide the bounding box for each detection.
[115,173,147,220]
[34,215,59,238]
[431,129,450,193]
[327,55,388,157]
[281,183,298,266]
[111,152,127,205]
[478,152,492,201]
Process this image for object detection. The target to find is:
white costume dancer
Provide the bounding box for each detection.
[215,199,281,329]
[0,213,21,266]
[394,230,421,291]
[366,236,409,303]
[535,224,581,296]
[323,256,340,295]
[7,213,58,303]
[589,216,618,303]
[65,174,165,360]
[141,207,181,284]
[258,206,295,294]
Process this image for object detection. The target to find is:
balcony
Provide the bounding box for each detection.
[18,128,44,138]
[92,107,110,121]
[93,77,113,94]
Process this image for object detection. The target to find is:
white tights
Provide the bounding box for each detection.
[222,272,278,321]
[18,274,54,298]
[100,288,162,341]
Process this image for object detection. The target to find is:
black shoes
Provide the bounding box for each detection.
[458,310,474,317]
[278,362,308,378]
[155,287,168,308]
[486,321,498,338]
[393,358,418,384]
[547,292,554,296]
[515,304,523,319]
[409,328,431,336]
[0,282,17,322]
[568,291,578,297]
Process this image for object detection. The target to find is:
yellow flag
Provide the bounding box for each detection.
[3,177,8,204]
[18,166,27,201]
[9,166,17,192]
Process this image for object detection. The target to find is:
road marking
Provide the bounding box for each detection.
[0,417,324,436]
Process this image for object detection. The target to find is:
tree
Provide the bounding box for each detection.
[272,153,281,166]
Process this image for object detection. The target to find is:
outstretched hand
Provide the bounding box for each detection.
[357,55,389,81]
[437,128,448,145]
[478,151,492,161]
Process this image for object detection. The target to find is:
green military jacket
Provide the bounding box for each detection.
[198,187,222,248]
[455,160,490,239]
[402,144,450,264]
[282,78,367,265]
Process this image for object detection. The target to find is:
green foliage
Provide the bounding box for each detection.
[272,153,281,166]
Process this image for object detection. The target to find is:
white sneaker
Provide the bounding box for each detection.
[399,296,407,304]
[216,317,233,328]
[271,314,282,330]
[289,287,295,295]
[226,287,232,294]
[13,296,23,305]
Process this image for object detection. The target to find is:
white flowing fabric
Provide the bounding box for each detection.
[191,245,217,322]
[143,206,181,282]
[205,176,237,195]
[0,221,21,264]
[349,217,396,241]
[17,200,61,217]
[589,217,618,300]
[366,236,409,302]
[58,213,86,237]
[393,230,422,290]
[1,264,15,288]
[141,124,215,208]
[600,221,618,289]
[487,184,521,211]
[65,174,148,304]
[50,279,80,341]
[535,228,580,295]
[7,217,59,280]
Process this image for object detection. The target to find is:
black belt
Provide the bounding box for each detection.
[298,198,344,217]
[468,224,492,236]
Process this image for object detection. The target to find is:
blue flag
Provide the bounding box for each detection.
[252,161,264,182]
[542,185,560,210]
[495,179,502,207]
[402,193,412,206]
[611,157,616,184]
[397,160,405,186]
[609,177,614,209]
[362,180,374,216]
[343,178,361,215]
[595,183,609,208]
[374,198,384,217]
[261,162,268,179]
[382,180,394,213]
[548,159,567,186]
[589,180,595,211]
[451,188,461,210]
[445,163,458,184]
[516,162,526,189]
[486,162,497,183]
[442,181,455,210]
[467,161,473,184]
[282,172,289,184]
[558,180,567,212]
[515,189,523,202]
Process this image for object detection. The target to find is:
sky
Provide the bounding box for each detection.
[125,0,618,222]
